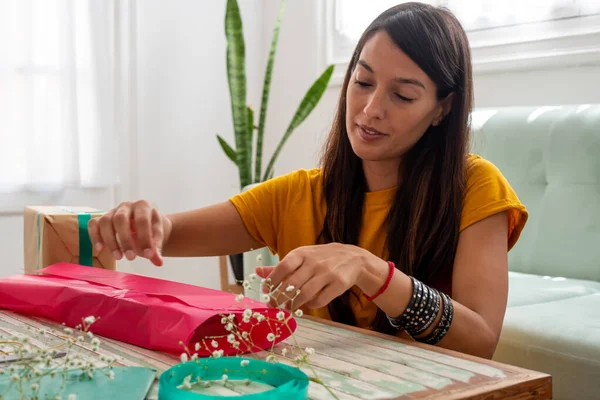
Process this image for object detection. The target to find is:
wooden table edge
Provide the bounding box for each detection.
[301,315,552,398]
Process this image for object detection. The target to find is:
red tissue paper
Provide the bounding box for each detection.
[0,263,296,356]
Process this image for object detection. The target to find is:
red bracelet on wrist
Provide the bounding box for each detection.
[364,261,395,302]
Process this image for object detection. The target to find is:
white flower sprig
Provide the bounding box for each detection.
[0,315,117,400]
[173,272,339,399]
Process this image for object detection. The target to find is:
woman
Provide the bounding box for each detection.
[89,2,527,359]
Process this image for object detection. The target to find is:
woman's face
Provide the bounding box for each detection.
[345,30,446,163]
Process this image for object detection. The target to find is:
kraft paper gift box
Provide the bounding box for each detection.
[24,206,116,274]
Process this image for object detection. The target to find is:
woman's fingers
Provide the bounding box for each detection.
[112,203,136,260]
[132,201,153,258]
[304,281,343,310]
[96,208,123,260]
[290,276,328,310]
[269,264,314,308]
[88,200,165,265]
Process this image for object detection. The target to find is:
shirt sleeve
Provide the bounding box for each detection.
[460,155,528,251]
[229,171,299,255]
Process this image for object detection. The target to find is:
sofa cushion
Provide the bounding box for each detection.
[494,292,600,400]
[507,271,600,307]
[472,104,600,282]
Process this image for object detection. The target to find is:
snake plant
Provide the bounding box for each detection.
[219,0,334,190]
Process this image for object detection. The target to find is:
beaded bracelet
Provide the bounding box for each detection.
[386,276,453,345]
[422,292,454,345]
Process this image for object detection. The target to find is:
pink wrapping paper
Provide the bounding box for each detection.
[0,263,296,356]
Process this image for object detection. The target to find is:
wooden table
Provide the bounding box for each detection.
[0,310,551,399]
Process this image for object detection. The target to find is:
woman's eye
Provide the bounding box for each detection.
[395,93,414,102]
[354,80,371,87]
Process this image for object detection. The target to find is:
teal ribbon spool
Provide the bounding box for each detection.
[158,358,309,400]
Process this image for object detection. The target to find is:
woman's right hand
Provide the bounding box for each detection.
[88,200,172,266]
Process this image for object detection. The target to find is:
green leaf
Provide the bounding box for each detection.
[225,0,251,189]
[247,105,254,181]
[216,135,237,165]
[254,0,287,183]
[263,65,334,181]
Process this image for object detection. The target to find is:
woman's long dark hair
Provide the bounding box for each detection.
[319,2,473,334]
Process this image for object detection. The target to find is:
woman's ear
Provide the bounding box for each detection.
[433,92,455,126]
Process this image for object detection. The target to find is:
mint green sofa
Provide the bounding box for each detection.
[471,104,600,400]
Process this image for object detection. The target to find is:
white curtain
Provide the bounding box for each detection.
[0,0,124,194]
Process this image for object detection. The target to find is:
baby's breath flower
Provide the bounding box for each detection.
[227,314,235,321]
[10,374,20,382]
[177,374,192,390]
[240,359,249,367]
[77,336,84,342]
[195,342,201,351]
[242,315,251,323]
[222,374,228,383]
[91,338,100,347]
[261,293,270,302]
[191,354,198,361]
[235,294,244,302]
[276,311,285,321]
[305,347,315,355]
[257,314,266,322]
[243,309,252,319]
[180,353,189,363]
[227,334,236,344]
[267,333,276,342]
[84,316,96,325]
[265,354,276,363]
[249,273,258,281]
[38,329,46,336]
[285,285,295,292]
[294,309,303,317]
[233,341,240,349]
[255,254,263,263]
[211,340,219,348]
[242,331,249,339]
[31,382,39,391]
[87,331,94,339]
[243,281,251,290]
[212,349,224,359]
[225,323,233,331]
[221,317,228,324]
[108,370,115,380]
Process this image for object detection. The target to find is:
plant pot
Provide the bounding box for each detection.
[228,253,244,283]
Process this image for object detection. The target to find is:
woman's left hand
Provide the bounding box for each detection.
[255,243,386,310]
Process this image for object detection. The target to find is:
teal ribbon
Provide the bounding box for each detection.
[158,358,309,399]
[58,207,103,267]
[77,213,93,266]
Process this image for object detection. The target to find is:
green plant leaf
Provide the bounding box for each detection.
[254,0,287,183]
[263,64,334,181]
[247,105,254,181]
[225,0,251,189]
[216,135,237,165]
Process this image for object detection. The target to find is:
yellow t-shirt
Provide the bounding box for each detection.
[229,154,528,330]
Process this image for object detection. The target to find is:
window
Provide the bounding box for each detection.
[0,0,133,212]
[325,0,600,82]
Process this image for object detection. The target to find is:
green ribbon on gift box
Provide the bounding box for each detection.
[158,357,309,399]
[58,206,104,267]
